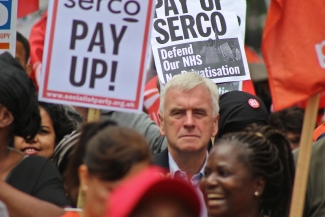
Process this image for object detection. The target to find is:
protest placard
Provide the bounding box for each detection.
[151,0,250,85]
[155,0,246,41]
[39,0,155,113]
[0,0,17,56]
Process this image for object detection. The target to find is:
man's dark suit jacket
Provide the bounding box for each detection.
[153,149,169,170]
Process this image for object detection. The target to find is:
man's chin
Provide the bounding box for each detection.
[177,143,205,153]
[169,138,209,152]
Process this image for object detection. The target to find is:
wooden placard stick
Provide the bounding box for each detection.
[289,93,320,217]
[77,108,101,208]
[87,108,101,122]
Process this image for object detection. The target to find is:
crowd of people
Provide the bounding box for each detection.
[0,21,324,217]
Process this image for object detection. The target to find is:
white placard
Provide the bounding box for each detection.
[155,0,246,40]
[152,0,250,84]
[39,0,155,113]
[0,0,17,56]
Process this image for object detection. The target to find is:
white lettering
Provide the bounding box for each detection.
[161,49,167,59]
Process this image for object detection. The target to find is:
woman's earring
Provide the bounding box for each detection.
[254,191,259,196]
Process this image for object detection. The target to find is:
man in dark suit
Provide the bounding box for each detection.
[154,72,219,186]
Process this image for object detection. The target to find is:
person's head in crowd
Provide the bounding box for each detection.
[16,32,32,76]
[106,166,201,217]
[313,122,325,142]
[14,102,77,158]
[216,91,269,139]
[158,72,219,178]
[270,107,304,149]
[64,120,151,213]
[0,52,40,143]
[201,125,295,217]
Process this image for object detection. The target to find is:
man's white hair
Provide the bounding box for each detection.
[159,73,220,116]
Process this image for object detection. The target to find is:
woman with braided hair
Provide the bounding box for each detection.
[200,125,295,217]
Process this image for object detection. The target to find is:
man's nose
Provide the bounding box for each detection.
[184,112,195,127]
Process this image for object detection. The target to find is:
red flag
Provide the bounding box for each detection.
[262,0,325,111]
[29,11,47,90]
[144,76,160,125]
[17,0,39,18]
[245,45,262,63]
[242,80,256,96]
[297,91,325,109]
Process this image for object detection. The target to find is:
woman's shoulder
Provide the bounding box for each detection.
[20,155,50,164]
[6,154,70,207]
[12,155,56,173]
[6,155,60,186]
[21,155,50,162]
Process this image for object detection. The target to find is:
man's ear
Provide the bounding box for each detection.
[211,114,219,137]
[0,106,14,128]
[158,112,165,136]
[78,164,90,194]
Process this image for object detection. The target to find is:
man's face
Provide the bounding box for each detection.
[159,86,219,153]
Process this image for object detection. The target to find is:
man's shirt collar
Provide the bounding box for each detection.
[168,151,208,187]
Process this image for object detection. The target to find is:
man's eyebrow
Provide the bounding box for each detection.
[170,108,184,112]
[193,107,207,112]
[193,109,208,115]
[193,107,207,110]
